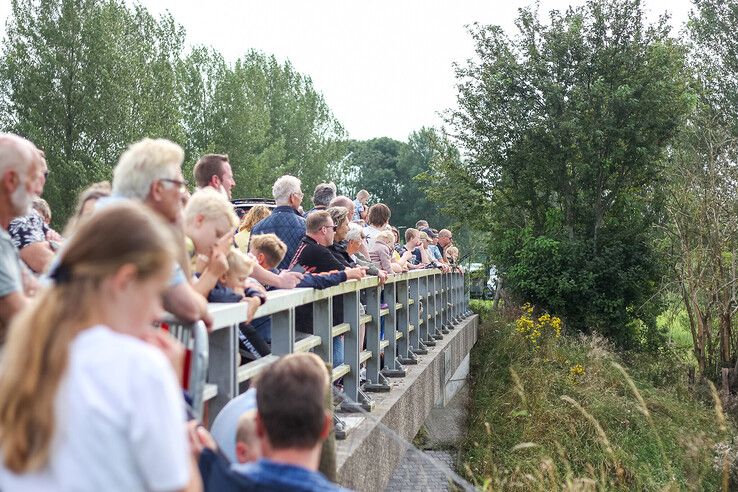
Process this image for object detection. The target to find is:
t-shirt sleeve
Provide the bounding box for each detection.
[128,350,189,491]
[0,240,22,297]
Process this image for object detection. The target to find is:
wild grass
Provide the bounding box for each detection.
[461,306,735,490]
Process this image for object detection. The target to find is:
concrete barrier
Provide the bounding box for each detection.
[335,313,479,492]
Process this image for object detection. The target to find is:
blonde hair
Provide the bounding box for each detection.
[250,233,287,268]
[0,202,176,473]
[184,187,239,229]
[32,198,51,223]
[226,248,256,277]
[446,246,459,259]
[239,205,271,233]
[113,138,184,200]
[376,230,395,246]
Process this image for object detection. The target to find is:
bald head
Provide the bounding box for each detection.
[329,195,354,218]
[0,133,43,220]
[0,134,39,177]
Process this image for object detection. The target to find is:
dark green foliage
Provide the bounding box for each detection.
[0,0,345,226]
[337,128,450,230]
[431,0,693,344]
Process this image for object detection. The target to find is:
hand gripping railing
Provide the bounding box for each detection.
[164,269,470,430]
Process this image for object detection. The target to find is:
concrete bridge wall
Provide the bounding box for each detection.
[335,313,479,491]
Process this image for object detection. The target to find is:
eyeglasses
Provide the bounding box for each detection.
[160,178,188,194]
[323,224,338,232]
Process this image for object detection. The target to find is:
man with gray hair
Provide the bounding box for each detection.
[0,134,45,330]
[250,175,307,270]
[109,138,210,325]
[306,182,336,216]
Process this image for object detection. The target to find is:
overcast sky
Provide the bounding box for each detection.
[0,0,694,141]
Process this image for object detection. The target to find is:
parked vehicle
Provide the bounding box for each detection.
[230,198,276,219]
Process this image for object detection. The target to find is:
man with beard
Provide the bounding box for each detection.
[0,134,45,329]
[7,144,55,274]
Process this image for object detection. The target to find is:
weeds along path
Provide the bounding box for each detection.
[460,304,735,491]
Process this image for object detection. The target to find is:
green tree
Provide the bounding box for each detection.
[337,128,451,230]
[179,49,346,200]
[432,0,692,343]
[0,0,186,222]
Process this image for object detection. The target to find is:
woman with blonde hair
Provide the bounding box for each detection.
[0,202,200,491]
[235,205,271,253]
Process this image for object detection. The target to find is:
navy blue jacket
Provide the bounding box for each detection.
[250,206,306,270]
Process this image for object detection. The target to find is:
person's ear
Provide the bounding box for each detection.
[195,213,205,228]
[1,169,17,195]
[255,413,266,439]
[110,263,138,292]
[235,442,249,464]
[319,410,332,440]
[210,175,221,188]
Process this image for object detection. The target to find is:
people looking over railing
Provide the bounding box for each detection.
[0,131,463,492]
[195,353,348,492]
[250,174,306,270]
[0,203,199,491]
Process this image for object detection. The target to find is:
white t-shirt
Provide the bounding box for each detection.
[0,325,189,492]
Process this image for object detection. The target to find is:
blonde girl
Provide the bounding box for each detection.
[0,202,200,492]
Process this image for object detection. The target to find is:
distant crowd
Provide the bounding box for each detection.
[0,134,460,491]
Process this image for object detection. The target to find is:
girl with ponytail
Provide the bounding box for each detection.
[0,202,201,491]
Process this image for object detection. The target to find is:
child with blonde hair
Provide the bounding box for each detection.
[207,247,269,359]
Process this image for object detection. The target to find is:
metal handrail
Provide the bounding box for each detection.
[166,269,470,426]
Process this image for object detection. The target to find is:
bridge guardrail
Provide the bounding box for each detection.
[164,269,471,426]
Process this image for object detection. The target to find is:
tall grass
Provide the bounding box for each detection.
[462,307,734,490]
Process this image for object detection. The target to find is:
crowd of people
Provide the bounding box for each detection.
[0,133,461,491]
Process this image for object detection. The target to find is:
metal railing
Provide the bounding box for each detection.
[165,269,471,424]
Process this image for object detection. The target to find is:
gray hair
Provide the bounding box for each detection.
[0,133,37,177]
[272,175,302,204]
[312,182,337,208]
[113,138,183,200]
[346,222,364,242]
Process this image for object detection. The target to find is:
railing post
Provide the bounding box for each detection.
[208,324,238,418]
[381,280,405,378]
[312,297,333,367]
[419,273,436,347]
[440,273,451,333]
[429,273,443,340]
[364,282,390,392]
[271,308,295,356]
[396,278,417,365]
[452,272,460,323]
[408,275,427,355]
[341,287,374,412]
